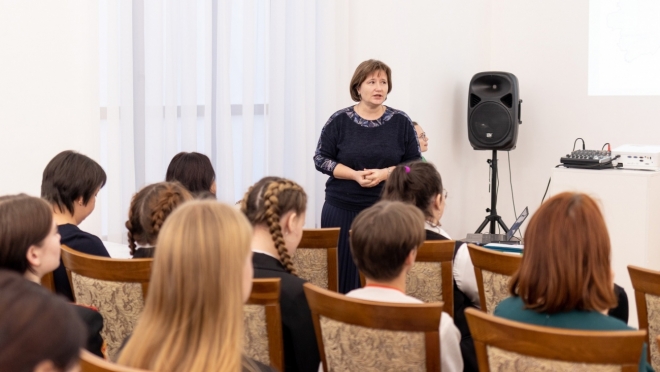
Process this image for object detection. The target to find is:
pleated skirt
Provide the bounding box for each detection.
[321,202,362,294]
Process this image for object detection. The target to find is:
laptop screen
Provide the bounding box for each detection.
[506,207,529,241]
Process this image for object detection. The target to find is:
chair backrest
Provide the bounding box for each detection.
[80,349,149,372]
[303,283,442,372]
[243,278,284,371]
[405,240,455,317]
[465,308,646,372]
[628,265,660,370]
[41,271,56,293]
[60,245,152,361]
[292,228,340,292]
[467,244,521,314]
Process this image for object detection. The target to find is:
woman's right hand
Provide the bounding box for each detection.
[354,169,378,188]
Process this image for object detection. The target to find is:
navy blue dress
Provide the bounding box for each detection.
[314,106,421,293]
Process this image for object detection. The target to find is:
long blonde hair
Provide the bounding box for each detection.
[117,200,253,372]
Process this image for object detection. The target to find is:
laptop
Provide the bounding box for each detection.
[494,206,529,244]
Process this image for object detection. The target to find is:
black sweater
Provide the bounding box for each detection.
[314,106,421,211]
[252,253,320,372]
[55,224,110,301]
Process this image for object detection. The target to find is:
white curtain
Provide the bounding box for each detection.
[99,0,350,243]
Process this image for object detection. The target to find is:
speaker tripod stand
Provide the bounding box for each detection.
[475,150,510,234]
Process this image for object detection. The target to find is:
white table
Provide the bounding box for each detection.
[549,167,660,327]
[102,240,133,259]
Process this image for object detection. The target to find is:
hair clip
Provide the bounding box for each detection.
[404,166,411,174]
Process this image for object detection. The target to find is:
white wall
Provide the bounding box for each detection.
[0,1,100,234]
[3,0,658,242]
[338,0,493,238]
[488,0,660,238]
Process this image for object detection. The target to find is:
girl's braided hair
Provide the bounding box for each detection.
[126,182,193,255]
[240,177,307,275]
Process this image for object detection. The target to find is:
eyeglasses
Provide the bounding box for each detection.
[443,189,448,199]
[418,132,428,141]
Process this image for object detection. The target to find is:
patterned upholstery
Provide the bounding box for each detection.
[645,293,660,370]
[487,346,621,372]
[70,273,145,361]
[293,249,329,289]
[482,270,511,314]
[406,262,443,303]
[319,315,427,371]
[243,304,271,366]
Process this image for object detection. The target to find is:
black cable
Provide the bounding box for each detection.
[602,143,610,151]
[496,158,501,235]
[541,177,552,204]
[507,152,523,239]
[573,138,585,151]
[508,152,517,218]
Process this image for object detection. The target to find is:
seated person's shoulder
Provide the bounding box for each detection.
[59,224,110,257]
[493,296,523,315]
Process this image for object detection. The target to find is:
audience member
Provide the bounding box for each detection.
[165,151,217,197]
[381,161,478,370]
[41,150,109,300]
[349,200,463,371]
[412,121,429,161]
[125,182,193,258]
[117,200,273,371]
[240,177,320,372]
[0,270,86,372]
[0,194,104,357]
[494,192,652,372]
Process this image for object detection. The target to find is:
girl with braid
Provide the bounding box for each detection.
[241,177,320,372]
[125,182,193,258]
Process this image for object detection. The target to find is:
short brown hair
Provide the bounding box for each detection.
[349,59,393,102]
[509,192,617,313]
[0,194,53,275]
[41,150,107,214]
[381,161,443,220]
[350,201,425,281]
[165,152,216,196]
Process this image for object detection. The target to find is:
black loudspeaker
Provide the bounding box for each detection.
[468,72,522,151]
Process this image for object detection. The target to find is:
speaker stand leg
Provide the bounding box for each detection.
[474,150,510,234]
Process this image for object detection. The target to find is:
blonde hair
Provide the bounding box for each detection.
[240,177,307,275]
[117,200,253,372]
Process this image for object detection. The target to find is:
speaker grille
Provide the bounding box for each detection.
[469,94,481,108]
[500,93,512,108]
[468,102,511,145]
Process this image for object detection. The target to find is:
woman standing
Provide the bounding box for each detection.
[314,59,421,293]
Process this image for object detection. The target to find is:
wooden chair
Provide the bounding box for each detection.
[467,244,521,314]
[628,265,660,370]
[406,240,455,317]
[80,349,148,372]
[359,240,455,317]
[292,228,339,292]
[303,283,442,372]
[465,308,646,372]
[41,271,56,293]
[60,245,152,361]
[243,278,284,371]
